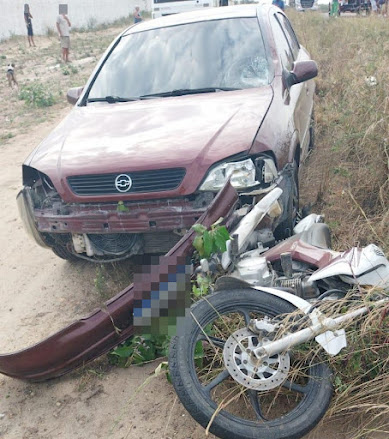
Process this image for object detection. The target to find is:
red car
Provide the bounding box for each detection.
[18,5,317,262]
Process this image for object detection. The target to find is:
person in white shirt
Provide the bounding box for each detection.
[56,6,71,63]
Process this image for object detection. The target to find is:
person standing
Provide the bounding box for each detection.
[24,4,36,47]
[330,0,339,16]
[56,5,71,63]
[370,0,378,13]
[133,6,142,24]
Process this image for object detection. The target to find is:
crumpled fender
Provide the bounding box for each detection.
[0,182,238,382]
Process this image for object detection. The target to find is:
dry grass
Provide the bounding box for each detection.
[289,12,389,253]
[274,288,389,437]
[287,16,389,432]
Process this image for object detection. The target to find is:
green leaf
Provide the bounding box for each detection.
[194,341,204,368]
[216,225,230,241]
[192,224,207,234]
[213,228,230,253]
[202,230,213,258]
[111,345,134,358]
[193,235,204,257]
[117,201,129,212]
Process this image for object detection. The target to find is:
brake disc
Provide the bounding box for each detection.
[223,327,290,391]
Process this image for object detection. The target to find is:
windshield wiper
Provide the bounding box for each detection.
[87,96,140,104]
[140,87,241,98]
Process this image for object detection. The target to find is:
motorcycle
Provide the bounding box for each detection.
[169,188,389,439]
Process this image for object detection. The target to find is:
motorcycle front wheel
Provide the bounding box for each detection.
[169,289,333,439]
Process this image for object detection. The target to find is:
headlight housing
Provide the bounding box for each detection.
[199,157,278,192]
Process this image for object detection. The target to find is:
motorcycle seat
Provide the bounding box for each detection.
[300,223,332,249]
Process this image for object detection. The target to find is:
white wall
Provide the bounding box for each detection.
[0,0,151,41]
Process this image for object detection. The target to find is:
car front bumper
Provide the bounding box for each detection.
[18,189,215,239]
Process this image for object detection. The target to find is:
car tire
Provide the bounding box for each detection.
[274,159,299,239]
[169,289,333,439]
[52,244,80,261]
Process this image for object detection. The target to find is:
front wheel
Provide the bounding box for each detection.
[169,289,333,439]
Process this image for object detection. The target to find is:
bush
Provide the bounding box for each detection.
[19,82,56,107]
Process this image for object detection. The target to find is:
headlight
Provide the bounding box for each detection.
[199,159,259,192]
[199,157,278,192]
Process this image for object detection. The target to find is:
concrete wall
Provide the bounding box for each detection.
[1,0,151,41]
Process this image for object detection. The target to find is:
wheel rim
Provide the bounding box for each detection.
[188,301,322,426]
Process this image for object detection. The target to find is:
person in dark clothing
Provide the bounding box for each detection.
[24,4,36,47]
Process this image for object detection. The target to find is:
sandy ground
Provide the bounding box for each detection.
[0,28,385,439]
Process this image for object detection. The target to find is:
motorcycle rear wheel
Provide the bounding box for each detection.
[169,289,333,439]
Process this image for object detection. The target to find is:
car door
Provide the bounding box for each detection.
[270,12,313,161]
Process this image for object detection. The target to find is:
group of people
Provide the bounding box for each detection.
[331,0,388,15]
[22,4,71,62]
[7,4,72,91]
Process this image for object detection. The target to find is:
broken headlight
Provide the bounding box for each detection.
[199,157,277,192]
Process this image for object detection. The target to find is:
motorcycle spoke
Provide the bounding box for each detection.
[197,334,225,349]
[281,379,309,394]
[247,390,266,421]
[203,369,231,394]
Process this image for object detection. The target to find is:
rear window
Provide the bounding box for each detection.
[88,18,270,99]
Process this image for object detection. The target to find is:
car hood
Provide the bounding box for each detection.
[27,87,273,202]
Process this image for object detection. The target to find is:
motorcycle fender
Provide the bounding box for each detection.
[254,286,347,356]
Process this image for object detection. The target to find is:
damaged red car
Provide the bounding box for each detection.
[17,4,317,262]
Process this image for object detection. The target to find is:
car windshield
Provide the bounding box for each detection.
[87,17,269,101]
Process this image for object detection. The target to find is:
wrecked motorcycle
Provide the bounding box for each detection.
[169,188,389,439]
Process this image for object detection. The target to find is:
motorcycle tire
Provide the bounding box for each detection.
[169,288,333,439]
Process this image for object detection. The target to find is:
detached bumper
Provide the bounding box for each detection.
[1,182,238,381]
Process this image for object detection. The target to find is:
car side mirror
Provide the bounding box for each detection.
[286,61,318,88]
[66,86,84,105]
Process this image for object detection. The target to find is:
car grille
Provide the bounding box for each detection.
[67,168,186,196]
[301,0,314,7]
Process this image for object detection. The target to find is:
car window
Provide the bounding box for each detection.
[277,14,300,59]
[88,18,270,99]
[270,14,294,71]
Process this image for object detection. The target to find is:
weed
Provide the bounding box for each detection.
[0,133,14,142]
[19,82,56,107]
[61,64,78,76]
[192,219,230,260]
[333,167,350,178]
[109,334,170,367]
[94,265,106,297]
[87,17,98,30]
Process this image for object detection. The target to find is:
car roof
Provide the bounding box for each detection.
[123,4,272,35]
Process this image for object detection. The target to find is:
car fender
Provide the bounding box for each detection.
[288,130,300,164]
